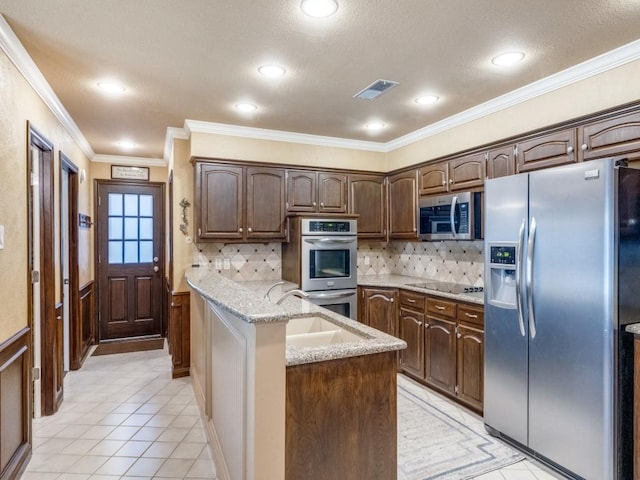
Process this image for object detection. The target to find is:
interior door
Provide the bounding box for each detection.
[97,182,165,341]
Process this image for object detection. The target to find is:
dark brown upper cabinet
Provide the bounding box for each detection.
[246,167,286,240]
[196,163,244,240]
[348,174,387,239]
[388,170,418,240]
[195,162,286,241]
[516,129,577,173]
[578,111,640,161]
[419,153,485,195]
[286,170,347,214]
[486,146,516,179]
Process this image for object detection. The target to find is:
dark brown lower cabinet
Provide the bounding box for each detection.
[425,316,457,395]
[359,287,397,336]
[398,307,425,379]
[456,324,484,411]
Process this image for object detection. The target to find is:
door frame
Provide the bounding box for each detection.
[93,179,166,342]
[27,123,60,416]
[59,153,82,370]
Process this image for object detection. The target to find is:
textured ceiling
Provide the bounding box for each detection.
[1,0,640,158]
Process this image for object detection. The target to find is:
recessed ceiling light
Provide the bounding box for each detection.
[415,95,440,105]
[301,0,338,18]
[258,65,287,78]
[97,81,126,94]
[117,139,136,149]
[235,102,258,112]
[491,51,525,66]
[365,122,385,131]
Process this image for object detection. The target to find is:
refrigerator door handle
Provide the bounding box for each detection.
[450,195,458,238]
[515,218,526,337]
[526,216,537,339]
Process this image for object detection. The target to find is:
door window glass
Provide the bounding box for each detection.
[108,192,154,264]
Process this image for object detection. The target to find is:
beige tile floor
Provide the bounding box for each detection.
[22,346,563,480]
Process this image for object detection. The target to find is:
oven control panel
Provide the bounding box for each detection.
[301,219,357,235]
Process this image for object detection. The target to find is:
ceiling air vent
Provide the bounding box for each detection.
[353,79,399,100]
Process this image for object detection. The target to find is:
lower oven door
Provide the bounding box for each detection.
[305,289,357,320]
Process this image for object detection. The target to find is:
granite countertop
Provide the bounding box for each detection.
[358,274,485,305]
[186,267,407,367]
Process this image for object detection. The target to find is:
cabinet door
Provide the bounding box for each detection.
[388,170,418,240]
[425,317,456,395]
[579,111,640,161]
[399,308,425,379]
[418,162,448,196]
[318,173,347,213]
[246,167,286,240]
[487,146,516,179]
[449,153,485,191]
[286,170,317,212]
[348,174,387,239]
[456,324,484,412]
[516,129,577,173]
[197,164,243,240]
[362,288,397,336]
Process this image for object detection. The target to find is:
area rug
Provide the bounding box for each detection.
[398,376,524,480]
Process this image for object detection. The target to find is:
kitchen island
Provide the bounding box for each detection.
[186,267,406,480]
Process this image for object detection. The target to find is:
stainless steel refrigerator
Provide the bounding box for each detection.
[484,157,640,480]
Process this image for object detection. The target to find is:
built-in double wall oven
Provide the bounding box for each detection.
[282,218,357,319]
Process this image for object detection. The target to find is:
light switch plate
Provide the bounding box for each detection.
[0,225,4,249]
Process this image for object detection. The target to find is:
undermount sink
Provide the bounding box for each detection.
[286,315,366,347]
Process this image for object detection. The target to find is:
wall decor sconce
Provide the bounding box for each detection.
[179,198,190,235]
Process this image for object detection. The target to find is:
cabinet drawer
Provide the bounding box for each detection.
[426,297,456,318]
[399,290,426,310]
[457,303,484,327]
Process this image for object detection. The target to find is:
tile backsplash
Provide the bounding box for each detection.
[193,240,484,286]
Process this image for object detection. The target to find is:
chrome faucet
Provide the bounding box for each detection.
[264,280,286,300]
[275,288,309,304]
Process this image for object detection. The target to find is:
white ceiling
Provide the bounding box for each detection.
[1,0,640,160]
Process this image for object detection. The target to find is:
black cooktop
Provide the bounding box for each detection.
[407,281,483,295]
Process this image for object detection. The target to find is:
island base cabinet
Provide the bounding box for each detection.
[286,352,397,480]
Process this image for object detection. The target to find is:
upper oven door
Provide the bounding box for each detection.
[301,236,357,291]
[418,192,473,240]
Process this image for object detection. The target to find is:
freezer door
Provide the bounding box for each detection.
[528,159,615,479]
[484,173,529,446]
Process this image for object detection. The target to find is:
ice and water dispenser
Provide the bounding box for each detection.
[487,244,518,308]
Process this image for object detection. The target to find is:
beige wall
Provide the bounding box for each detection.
[0,49,92,342]
[171,139,195,292]
[190,132,386,172]
[386,58,640,170]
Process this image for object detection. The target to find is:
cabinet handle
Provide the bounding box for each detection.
[581,143,588,151]
[435,305,445,310]
[247,227,253,233]
[407,298,416,303]
[441,181,446,186]
[198,228,202,236]
[567,146,574,154]
[390,298,394,303]
[465,313,478,319]
[320,202,324,208]
[449,179,453,184]
[457,333,462,338]
[239,227,243,233]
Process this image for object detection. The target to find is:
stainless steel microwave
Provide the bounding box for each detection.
[418,192,482,241]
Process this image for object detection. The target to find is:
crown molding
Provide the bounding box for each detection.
[163,126,190,162]
[0,14,95,159]
[385,38,640,151]
[185,119,388,153]
[92,154,167,167]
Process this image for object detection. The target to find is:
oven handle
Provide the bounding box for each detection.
[303,238,356,244]
[306,291,356,300]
